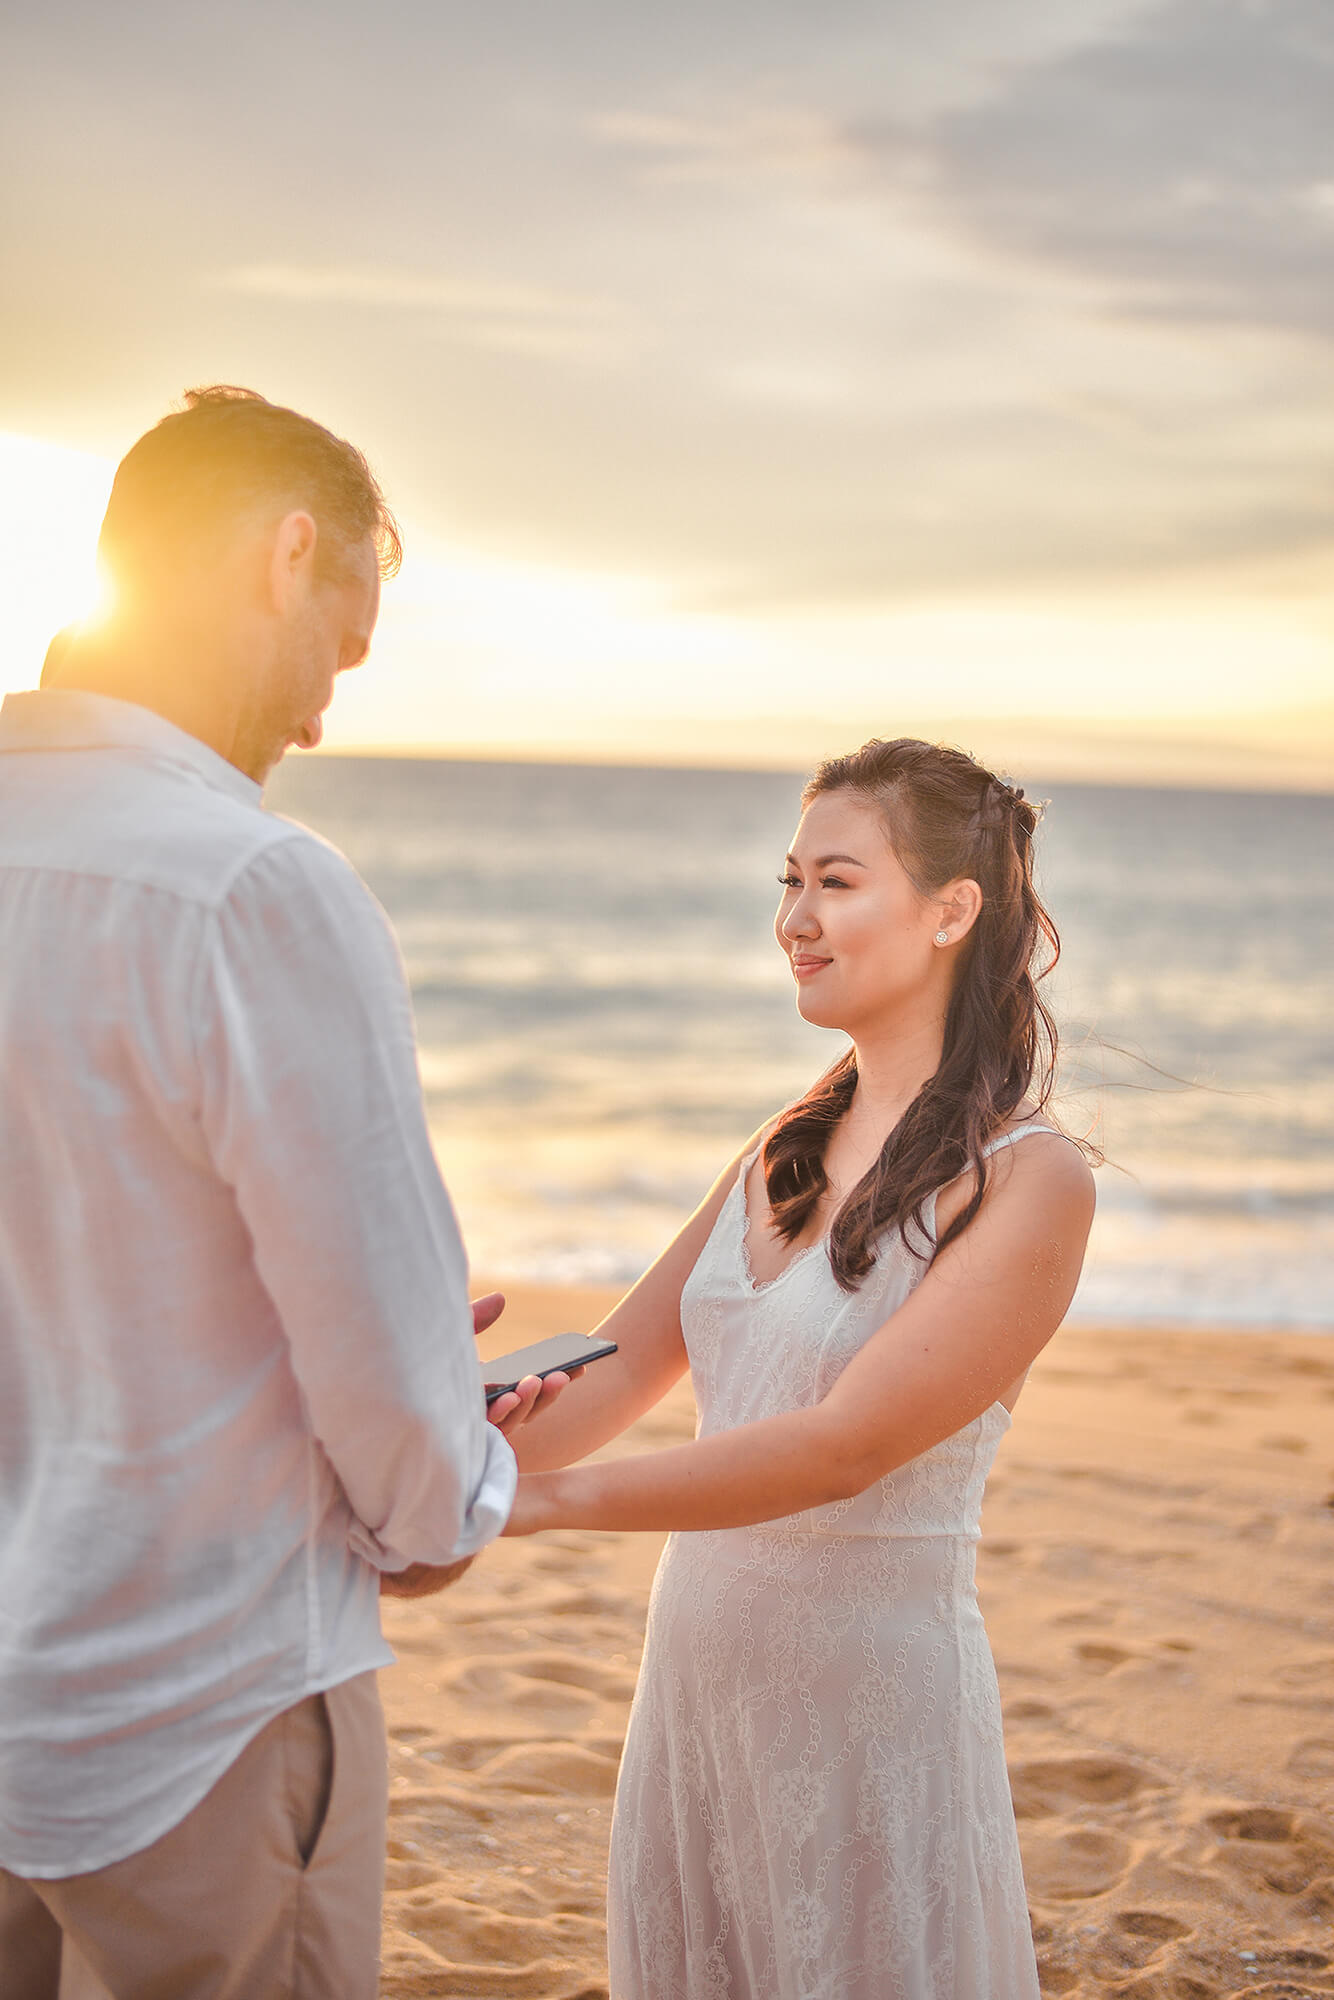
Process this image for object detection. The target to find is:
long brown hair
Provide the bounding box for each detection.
[764,737,1068,1289]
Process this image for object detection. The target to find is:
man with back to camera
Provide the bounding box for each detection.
[0,386,568,1997]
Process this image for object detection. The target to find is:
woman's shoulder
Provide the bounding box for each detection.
[936,1113,1094,1238]
[982,1114,1096,1205]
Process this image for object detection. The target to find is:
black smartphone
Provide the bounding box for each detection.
[482,1332,619,1404]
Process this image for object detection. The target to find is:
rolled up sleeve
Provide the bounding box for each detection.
[194,829,516,1569]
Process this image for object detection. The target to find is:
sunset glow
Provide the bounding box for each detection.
[0,436,113,685]
[3,427,1327,789]
[2,1,1329,787]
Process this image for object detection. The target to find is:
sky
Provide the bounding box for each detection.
[1,0,1330,784]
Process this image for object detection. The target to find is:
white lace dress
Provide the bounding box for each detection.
[607,1131,1050,2000]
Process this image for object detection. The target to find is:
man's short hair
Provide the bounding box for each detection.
[97,386,403,589]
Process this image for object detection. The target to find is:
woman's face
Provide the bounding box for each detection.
[774,789,950,1035]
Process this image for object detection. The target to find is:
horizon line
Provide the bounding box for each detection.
[290,742,1334,799]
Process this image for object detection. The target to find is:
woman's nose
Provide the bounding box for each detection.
[781,897,819,942]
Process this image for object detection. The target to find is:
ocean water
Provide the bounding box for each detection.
[266,756,1334,1332]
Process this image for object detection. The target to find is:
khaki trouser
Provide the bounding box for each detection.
[0,1672,387,2000]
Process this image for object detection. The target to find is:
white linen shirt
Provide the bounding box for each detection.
[0,689,516,1877]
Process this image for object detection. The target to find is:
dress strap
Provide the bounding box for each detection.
[978,1122,1065,1159]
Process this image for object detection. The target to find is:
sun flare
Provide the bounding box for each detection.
[0,434,115,697]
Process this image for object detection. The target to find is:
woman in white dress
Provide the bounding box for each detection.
[503,738,1096,1999]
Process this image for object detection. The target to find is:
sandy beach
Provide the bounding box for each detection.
[379,1284,1334,1999]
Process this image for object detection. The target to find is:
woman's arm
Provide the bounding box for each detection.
[501,1132,768,1474]
[505,1134,1095,1533]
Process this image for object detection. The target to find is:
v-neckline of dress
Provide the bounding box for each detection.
[735,1149,837,1295]
[733,1149,949,1297]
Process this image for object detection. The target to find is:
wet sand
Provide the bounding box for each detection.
[379,1284,1334,1999]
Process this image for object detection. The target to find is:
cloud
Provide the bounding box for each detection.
[213,265,633,361]
[4,0,1327,664]
[588,1,1332,338]
[867,0,1334,336]
[590,99,863,187]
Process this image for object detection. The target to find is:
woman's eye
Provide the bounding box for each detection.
[777,873,801,888]
[820,876,849,890]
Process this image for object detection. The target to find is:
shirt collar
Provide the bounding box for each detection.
[0,690,264,808]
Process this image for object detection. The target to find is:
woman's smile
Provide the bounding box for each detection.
[775,791,947,1032]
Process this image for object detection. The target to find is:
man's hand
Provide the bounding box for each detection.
[381,1296,581,1598]
[472,1291,506,1340]
[380,1555,475,1598]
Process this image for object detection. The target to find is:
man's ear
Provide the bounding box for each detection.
[938,877,983,942]
[266,510,319,612]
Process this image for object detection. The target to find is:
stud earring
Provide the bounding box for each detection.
[934,930,950,946]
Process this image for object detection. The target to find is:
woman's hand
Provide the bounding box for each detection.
[473,1289,584,1438]
[485,1368,582,1437]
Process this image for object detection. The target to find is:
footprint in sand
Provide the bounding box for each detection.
[1206,1804,1334,1896]
[507,1651,638,1703]
[429,1735,525,1773]
[476,1742,621,1797]
[1295,1875,1334,1923]
[441,1659,600,1728]
[1072,1640,1137,1674]
[1282,1355,1334,1380]
[1004,1697,1056,1722]
[384,1901,608,1999]
[383,1843,446,1893]
[1050,1604,1118,1629]
[1287,1738,1334,1781]
[1208,1804,1299,1841]
[543,1588,637,1620]
[404,1897,605,1964]
[1273,1656,1334,1694]
[1070,1637,1194,1680]
[1217,1959,1333,2000]
[1030,1959,1077,1998]
[1021,1823,1133,1899]
[1087,1908,1194,1974]
[1009,1753,1160,1817]
[1113,1909,1192,1943]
